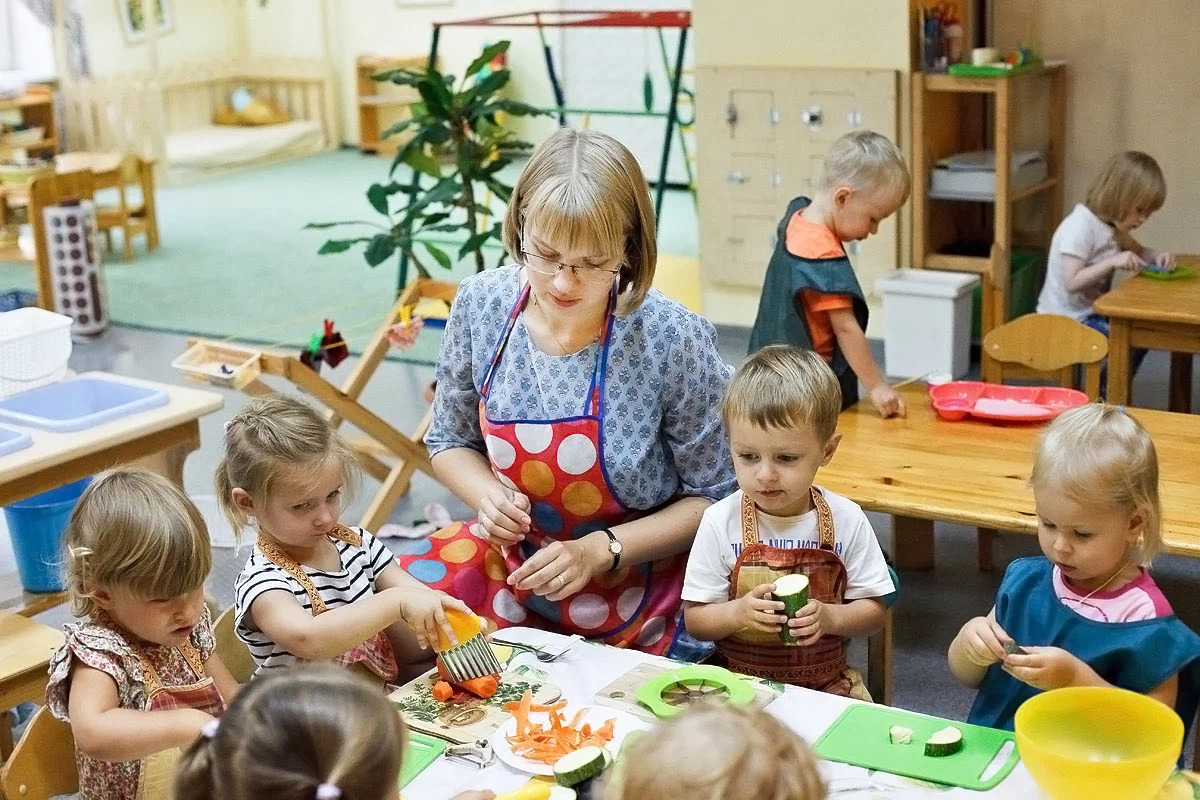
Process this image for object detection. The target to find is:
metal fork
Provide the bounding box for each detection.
[490,636,577,662]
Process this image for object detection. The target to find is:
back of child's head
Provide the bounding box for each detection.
[63,467,210,618]
[611,704,826,800]
[1085,151,1166,224]
[723,345,841,442]
[818,130,910,206]
[215,394,358,542]
[174,663,404,800]
[503,127,657,307]
[1031,403,1161,564]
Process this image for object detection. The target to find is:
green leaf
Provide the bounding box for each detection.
[462,70,510,107]
[417,79,452,117]
[481,99,547,117]
[366,182,403,215]
[483,177,512,202]
[422,241,453,271]
[420,223,467,234]
[380,118,414,140]
[465,41,509,80]
[304,220,373,229]
[404,148,442,179]
[424,123,452,145]
[458,223,502,259]
[364,234,396,267]
[419,212,451,227]
[381,68,425,86]
[317,238,366,255]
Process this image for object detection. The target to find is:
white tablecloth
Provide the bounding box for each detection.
[404,628,1048,800]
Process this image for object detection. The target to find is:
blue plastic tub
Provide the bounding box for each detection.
[0,425,31,457]
[3,478,91,592]
[0,377,168,433]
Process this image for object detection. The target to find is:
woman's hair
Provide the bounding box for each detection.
[610,704,826,800]
[503,127,658,310]
[723,345,841,442]
[63,468,211,618]
[215,394,359,542]
[819,129,910,206]
[1031,403,1161,565]
[174,664,405,800]
[1085,151,1166,224]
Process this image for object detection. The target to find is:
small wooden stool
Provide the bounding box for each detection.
[0,610,64,759]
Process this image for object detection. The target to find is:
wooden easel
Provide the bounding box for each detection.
[179,277,456,531]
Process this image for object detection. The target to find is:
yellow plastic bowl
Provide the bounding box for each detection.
[1014,687,1182,800]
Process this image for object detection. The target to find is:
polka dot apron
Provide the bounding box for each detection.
[399,283,688,656]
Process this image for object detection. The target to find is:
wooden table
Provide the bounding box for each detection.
[819,384,1200,571]
[0,372,222,614]
[1094,254,1200,413]
[0,611,63,757]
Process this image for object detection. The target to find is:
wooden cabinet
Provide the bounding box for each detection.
[356,56,425,157]
[696,67,899,317]
[0,90,57,160]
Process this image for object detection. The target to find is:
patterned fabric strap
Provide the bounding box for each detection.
[256,525,363,616]
[740,487,835,549]
[129,639,206,695]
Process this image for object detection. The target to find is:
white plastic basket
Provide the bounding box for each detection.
[0,307,73,398]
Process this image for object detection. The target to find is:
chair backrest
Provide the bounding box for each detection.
[213,605,256,684]
[981,313,1109,400]
[28,169,97,310]
[0,706,79,800]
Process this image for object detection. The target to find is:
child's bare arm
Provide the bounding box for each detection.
[828,308,905,418]
[203,652,240,704]
[1005,649,1180,708]
[683,586,787,642]
[67,663,213,761]
[375,561,471,660]
[948,607,1010,688]
[248,588,408,661]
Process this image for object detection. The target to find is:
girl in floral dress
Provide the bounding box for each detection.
[46,468,240,800]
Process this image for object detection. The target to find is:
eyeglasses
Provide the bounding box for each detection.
[520,250,621,285]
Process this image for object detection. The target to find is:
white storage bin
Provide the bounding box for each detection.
[0,307,73,398]
[877,269,980,380]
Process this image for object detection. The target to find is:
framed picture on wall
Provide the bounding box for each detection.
[118,0,175,43]
[396,0,454,6]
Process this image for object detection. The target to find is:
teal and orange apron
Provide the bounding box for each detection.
[717,488,870,699]
[398,282,688,656]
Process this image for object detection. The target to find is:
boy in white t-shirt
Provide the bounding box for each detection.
[683,345,894,699]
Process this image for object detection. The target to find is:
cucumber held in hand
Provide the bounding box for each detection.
[554,746,608,788]
[924,726,964,757]
[772,574,810,645]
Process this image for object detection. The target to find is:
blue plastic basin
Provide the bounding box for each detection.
[0,377,169,432]
[0,425,31,456]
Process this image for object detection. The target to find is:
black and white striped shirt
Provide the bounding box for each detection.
[233,527,394,674]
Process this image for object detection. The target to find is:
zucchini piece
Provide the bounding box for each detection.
[772,574,811,645]
[924,726,964,757]
[554,746,607,787]
[888,725,914,745]
[1003,641,1028,656]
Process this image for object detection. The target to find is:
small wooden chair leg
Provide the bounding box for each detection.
[977,528,997,572]
[867,610,894,706]
[1,712,13,760]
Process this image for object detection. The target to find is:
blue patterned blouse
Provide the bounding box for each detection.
[426,265,736,509]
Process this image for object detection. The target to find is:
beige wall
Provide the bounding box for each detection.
[993,0,1200,252]
[82,0,241,75]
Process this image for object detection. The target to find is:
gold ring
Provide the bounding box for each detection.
[556,575,566,591]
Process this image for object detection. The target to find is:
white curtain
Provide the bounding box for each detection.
[15,0,90,77]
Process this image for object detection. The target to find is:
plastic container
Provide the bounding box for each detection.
[929,381,1087,423]
[878,269,980,380]
[0,307,73,398]
[2,477,91,593]
[0,376,169,432]
[0,425,31,457]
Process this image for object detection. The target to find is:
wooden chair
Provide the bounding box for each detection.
[24,169,96,311]
[213,605,256,684]
[975,313,1109,571]
[865,565,900,705]
[95,154,160,261]
[0,706,78,800]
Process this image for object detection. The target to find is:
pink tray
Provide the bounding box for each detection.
[928,382,1089,423]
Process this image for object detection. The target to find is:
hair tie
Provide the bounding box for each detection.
[223,420,234,433]
[315,784,341,800]
[201,719,219,740]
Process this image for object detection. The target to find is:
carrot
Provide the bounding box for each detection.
[460,674,499,699]
[436,658,452,682]
[504,702,617,766]
[504,697,568,713]
[432,681,454,702]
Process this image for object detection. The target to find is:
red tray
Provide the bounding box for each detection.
[928,382,1089,423]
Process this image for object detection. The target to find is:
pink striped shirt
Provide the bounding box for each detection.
[1053,566,1173,623]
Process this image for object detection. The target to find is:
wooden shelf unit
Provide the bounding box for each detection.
[911,62,1066,345]
[0,90,58,159]
[356,55,426,156]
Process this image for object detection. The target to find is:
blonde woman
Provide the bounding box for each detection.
[950,404,1200,734]
[46,469,238,800]
[395,128,735,657]
[610,705,826,800]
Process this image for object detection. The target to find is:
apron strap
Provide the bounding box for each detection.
[586,283,620,417]
[740,487,835,550]
[481,282,531,399]
[256,525,361,616]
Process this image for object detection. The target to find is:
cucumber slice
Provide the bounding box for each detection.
[772,574,810,645]
[1003,641,1028,656]
[888,725,914,745]
[548,788,577,800]
[924,726,964,757]
[554,745,607,787]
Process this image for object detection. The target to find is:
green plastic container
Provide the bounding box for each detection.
[970,248,1044,341]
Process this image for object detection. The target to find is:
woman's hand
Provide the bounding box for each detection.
[508,534,607,602]
[386,316,425,350]
[473,483,531,546]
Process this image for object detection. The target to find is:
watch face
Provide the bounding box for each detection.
[610,539,623,554]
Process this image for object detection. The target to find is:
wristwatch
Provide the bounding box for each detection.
[600,528,622,571]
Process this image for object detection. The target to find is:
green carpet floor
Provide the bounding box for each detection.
[0,150,698,365]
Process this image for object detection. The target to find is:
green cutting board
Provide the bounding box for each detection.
[812,704,1020,791]
[400,731,447,787]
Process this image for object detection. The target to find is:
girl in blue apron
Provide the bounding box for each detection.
[950,405,1200,743]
